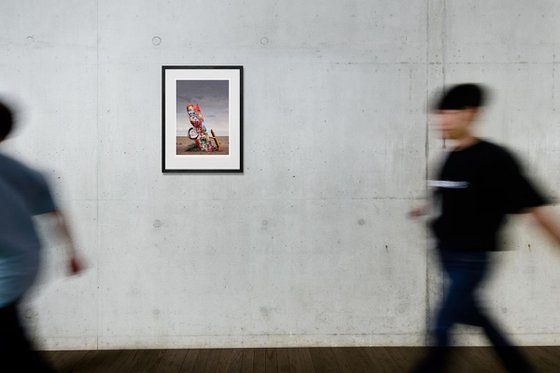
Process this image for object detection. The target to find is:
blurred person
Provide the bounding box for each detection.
[0,100,83,372]
[409,84,560,373]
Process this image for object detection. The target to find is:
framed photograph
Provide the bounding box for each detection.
[162,65,243,172]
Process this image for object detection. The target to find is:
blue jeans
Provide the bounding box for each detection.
[413,249,533,372]
[435,250,506,346]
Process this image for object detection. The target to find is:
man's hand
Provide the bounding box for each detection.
[408,206,427,219]
[68,254,84,275]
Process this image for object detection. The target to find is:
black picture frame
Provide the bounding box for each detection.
[162,65,243,173]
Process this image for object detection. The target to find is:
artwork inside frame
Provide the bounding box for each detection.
[162,65,243,172]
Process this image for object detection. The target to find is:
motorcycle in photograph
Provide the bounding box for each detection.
[186,104,220,152]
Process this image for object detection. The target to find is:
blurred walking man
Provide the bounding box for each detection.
[410,84,560,373]
[0,100,83,372]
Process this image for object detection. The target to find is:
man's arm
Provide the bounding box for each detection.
[527,206,560,246]
[49,209,84,275]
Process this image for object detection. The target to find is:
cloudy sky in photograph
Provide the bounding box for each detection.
[176,80,229,136]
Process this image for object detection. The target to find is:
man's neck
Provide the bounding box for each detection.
[449,134,479,151]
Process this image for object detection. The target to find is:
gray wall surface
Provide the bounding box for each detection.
[1,0,560,349]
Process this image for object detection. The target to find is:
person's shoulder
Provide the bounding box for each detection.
[0,152,35,172]
[476,139,514,158]
[0,152,46,184]
[476,140,524,173]
[0,152,28,170]
[476,139,504,151]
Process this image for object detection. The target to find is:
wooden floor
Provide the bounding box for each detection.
[44,347,560,373]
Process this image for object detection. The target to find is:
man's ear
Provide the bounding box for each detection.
[465,107,481,122]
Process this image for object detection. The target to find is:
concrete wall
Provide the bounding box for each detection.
[0,0,559,350]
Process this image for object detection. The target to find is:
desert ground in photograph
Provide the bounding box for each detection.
[176,136,229,155]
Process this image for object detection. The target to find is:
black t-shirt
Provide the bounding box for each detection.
[430,139,548,252]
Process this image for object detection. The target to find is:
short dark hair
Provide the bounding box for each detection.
[0,100,14,141]
[434,83,487,110]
